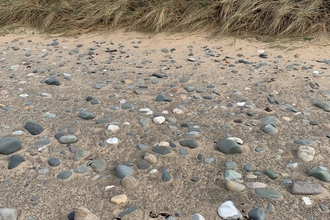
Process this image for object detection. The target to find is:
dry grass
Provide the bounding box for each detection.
[0,0,330,37]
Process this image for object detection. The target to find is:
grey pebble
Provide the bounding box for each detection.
[48,158,61,166]
[8,154,25,169]
[264,169,278,179]
[179,139,197,148]
[248,208,266,220]
[91,159,106,172]
[57,170,72,180]
[255,189,281,199]
[79,111,95,119]
[0,137,22,155]
[162,171,171,182]
[308,167,330,182]
[58,135,77,144]
[24,121,44,135]
[291,180,323,195]
[179,147,189,155]
[116,165,133,178]
[152,146,171,155]
[217,139,242,154]
[73,166,88,174]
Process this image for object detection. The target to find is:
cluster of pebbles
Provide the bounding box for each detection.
[1,32,330,219]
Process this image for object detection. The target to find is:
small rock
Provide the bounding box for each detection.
[314,101,330,112]
[226,181,246,192]
[8,154,25,169]
[90,159,106,172]
[153,116,166,124]
[152,146,171,155]
[217,201,242,219]
[24,121,44,135]
[116,165,133,178]
[48,158,61,166]
[58,135,78,144]
[248,208,266,220]
[179,139,197,148]
[297,146,315,162]
[106,138,118,144]
[291,180,323,195]
[74,207,99,220]
[308,167,330,182]
[79,111,95,119]
[191,213,205,220]
[110,194,128,205]
[255,189,281,199]
[144,153,158,164]
[0,137,22,155]
[121,176,138,188]
[45,78,60,86]
[217,139,242,154]
[57,170,72,180]
[0,208,17,220]
[107,125,119,132]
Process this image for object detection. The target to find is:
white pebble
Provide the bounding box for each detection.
[218,201,242,219]
[105,185,115,191]
[313,70,319,74]
[119,99,126,104]
[287,162,298,169]
[236,102,245,106]
[19,94,28,98]
[162,110,169,114]
[153,116,165,124]
[123,122,130,125]
[149,169,157,174]
[172,108,183,114]
[227,137,243,145]
[107,125,120,132]
[257,49,265,53]
[106,137,119,144]
[12,130,24,135]
[244,87,251,90]
[38,145,47,153]
[139,108,151,112]
[302,196,312,205]
[146,111,153,115]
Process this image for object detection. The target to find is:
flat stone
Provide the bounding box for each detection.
[297,146,315,162]
[57,170,72,180]
[48,158,61,166]
[217,201,242,219]
[116,165,133,178]
[224,170,242,180]
[96,118,110,124]
[0,137,22,155]
[45,78,60,86]
[121,176,138,188]
[73,149,88,161]
[24,122,44,135]
[152,146,171,155]
[259,116,278,124]
[137,161,150,170]
[263,124,277,133]
[226,181,246,192]
[291,180,323,195]
[74,207,99,220]
[217,139,242,154]
[191,213,205,220]
[79,111,95,119]
[264,169,278,179]
[179,139,197,148]
[294,139,314,146]
[58,135,78,144]
[139,117,149,126]
[308,167,330,182]
[255,189,281,199]
[110,194,128,205]
[184,86,195,92]
[73,166,88,174]
[90,159,106,172]
[248,208,266,220]
[0,208,17,220]
[314,101,330,112]
[8,154,25,169]
[118,205,138,218]
[122,103,134,109]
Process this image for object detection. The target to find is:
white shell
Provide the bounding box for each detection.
[227,137,243,145]
[217,201,242,219]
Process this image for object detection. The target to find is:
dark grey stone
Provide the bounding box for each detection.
[152,146,171,155]
[0,137,22,155]
[79,111,95,119]
[179,139,197,148]
[24,122,44,135]
[137,161,150,170]
[8,154,25,169]
[264,169,278,179]
[248,208,266,220]
[48,158,61,166]
[118,205,139,218]
[45,78,60,86]
[162,171,171,182]
[57,170,72,180]
[116,165,133,178]
[217,139,242,154]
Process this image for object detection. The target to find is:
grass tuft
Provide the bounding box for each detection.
[0,0,330,37]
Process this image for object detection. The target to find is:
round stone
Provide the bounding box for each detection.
[48,158,61,166]
[153,116,166,124]
[90,159,106,172]
[110,194,128,205]
[248,208,266,220]
[144,153,158,164]
[116,165,133,179]
[57,170,72,180]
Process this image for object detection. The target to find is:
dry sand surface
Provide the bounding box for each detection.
[1,30,330,220]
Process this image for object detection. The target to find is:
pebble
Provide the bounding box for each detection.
[259,116,278,124]
[152,145,171,155]
[291,180,323,195]
[153,116,166,124]
[314,101,330,112]
[162,171,172,182]
[45,78,60,86]
[0,137,22,155]
[74,206,99,220]
[73,149,88,161]
[179,139,197,148]
[217,139,242,154]
[226,181,246,192]
[57,170,72,180]
[116,165,133,178]
[48,158,61,166]
[255,189,281,199]
[227,137,243,144]
[263,124,277,133]
[118,205,138,218]
[58,135,78,144]
[217,201,242,219]
[24,121,44,135]
[137,161,150,169]
[110,194,128,204]
[308,167,330,182]
[224,170,242,180]
[107,125,119,131]
[139,117,149,126]
[302,196,312,205]
[79,111,95,119]
[250,182,267,189]
[248,208,266,220]
[74,166,88,174]
[297,146,315,162]
[191,213,205,220]
[121,176,138,188]
[8,154,25,169]
[264,169,278,179]
[90,159,106,172]
[0,208,17,220]
[106,137,118,144]
[294,139,314,146]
